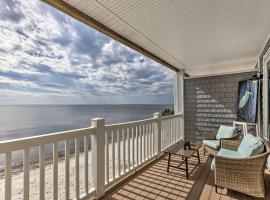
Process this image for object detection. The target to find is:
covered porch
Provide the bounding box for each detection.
[1,0,270,199]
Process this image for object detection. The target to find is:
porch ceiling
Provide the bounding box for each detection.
[44,0,270,76]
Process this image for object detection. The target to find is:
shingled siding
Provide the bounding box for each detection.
[184,72,255,143]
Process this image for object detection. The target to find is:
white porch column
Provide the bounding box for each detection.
[262,47,270,168]
[174,70,185,140]
[153,112,161,155]
[91,118,105,199]
[263,49,270,141]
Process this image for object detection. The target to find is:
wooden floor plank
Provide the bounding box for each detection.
[208,171,221,200]
[187,155,213,200]
[199,167,214,200]
[99,152,270,200]
[220,188,231,200]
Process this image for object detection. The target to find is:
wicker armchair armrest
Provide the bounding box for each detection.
[230,132,241,140]
[221,140,241,151]
[203,132,216,140]
[215,153,268,173]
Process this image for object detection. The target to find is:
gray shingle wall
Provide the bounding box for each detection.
[184,72,254,143]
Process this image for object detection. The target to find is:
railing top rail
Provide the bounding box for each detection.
[0,113,182,153]
[161,113,182,120]
[0,126,95,153]
[105,117,156,131]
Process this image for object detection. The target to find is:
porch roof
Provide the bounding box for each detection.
[43,0,270,76]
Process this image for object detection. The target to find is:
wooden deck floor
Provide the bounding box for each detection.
[101,150,270,200]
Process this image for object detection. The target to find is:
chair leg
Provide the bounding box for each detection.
[185,158,189,179]
[167,154,171,173]
[215,185,218,193]
[197,150,200,164]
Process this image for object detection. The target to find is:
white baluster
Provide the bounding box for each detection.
[140,126,143,164]
[132,127,135,168]
[112,130,115,180]
[5,152,12,200]
[39,145,45,200]
[53,142,58,200]
[127,128,130,170]
[84,135,89,195]
[65,139,70,200]
[105,132,109,183]
[24,147,30,200]
[117,129,121,177]
[75,137,79,199]
[122,129,126,173]
[136,126,139,166]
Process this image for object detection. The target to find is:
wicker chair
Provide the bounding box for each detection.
[203,129,241,156]
[214,139,270,198]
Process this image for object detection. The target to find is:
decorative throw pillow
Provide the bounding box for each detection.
[216,125,237,140]
[237,134,264,157]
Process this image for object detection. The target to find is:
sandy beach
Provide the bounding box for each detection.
[0,141,128,200]
[0,151,95,200]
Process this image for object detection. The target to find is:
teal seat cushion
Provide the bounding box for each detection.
[211,148,245,170]
[203,140,220,150]
[216,125,237,140]
[237,134,264,157]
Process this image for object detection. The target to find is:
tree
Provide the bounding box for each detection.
[161,108,174,116]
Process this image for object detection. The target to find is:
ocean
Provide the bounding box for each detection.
[0,104,172,141]
[0,104,172,167]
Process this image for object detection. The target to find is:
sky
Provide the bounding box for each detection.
[0,0,174,105]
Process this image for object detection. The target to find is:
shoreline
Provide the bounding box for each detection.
[0,150,95,200]
[0,151,86,179]
[0,141,119,200]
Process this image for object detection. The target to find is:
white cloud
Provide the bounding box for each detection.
[0,0,174,104]
[0,76,39,88]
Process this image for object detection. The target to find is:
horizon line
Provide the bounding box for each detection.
[0,103,174,106]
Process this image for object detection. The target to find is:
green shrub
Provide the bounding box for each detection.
[161,108,174,116]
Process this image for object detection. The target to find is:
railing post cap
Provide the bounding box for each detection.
[91,118,105,121]
[91,118,105,127]
[153,112,161,118]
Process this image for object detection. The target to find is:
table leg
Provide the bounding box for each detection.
[197,150,200,164]
[185,158,189,179]
[167,154,171,173]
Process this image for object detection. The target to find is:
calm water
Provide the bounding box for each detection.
[0,104,172,141]
[0,104,172,167]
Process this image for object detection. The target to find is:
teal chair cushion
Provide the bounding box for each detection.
[216,125,237,140]
[211,148,245,170]
[203,140,220,150]
[238,134,264,157]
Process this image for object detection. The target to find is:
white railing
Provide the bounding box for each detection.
[0,127,96,200]
[161,114,182,150]
[0,112,182,200]
[104,117,156,188]
[103,113,182,190]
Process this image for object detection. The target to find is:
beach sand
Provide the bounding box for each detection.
[0,151,95,200]
[0,141,128,200]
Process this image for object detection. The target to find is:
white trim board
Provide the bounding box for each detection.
[184,69,257,79]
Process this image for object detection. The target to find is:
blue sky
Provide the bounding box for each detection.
[0,0,174,105]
